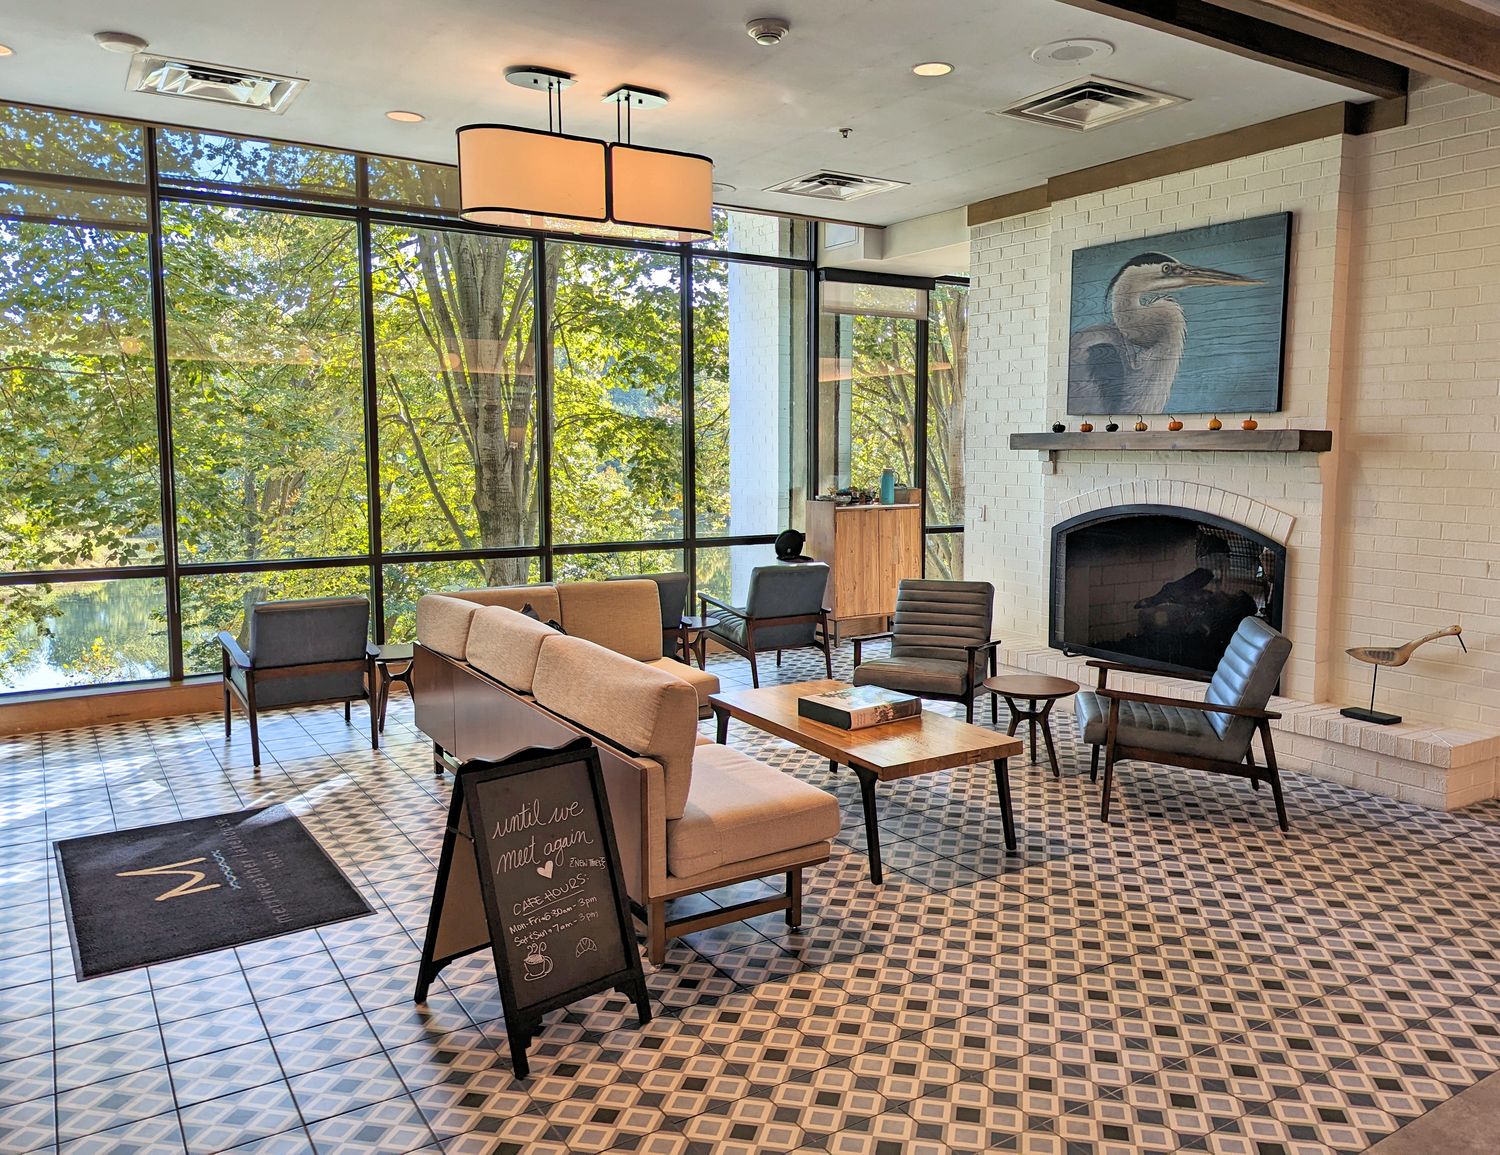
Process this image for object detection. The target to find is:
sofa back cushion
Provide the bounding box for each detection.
[532,634,698,820]
[1204,616,1292,747]
[448,584,562,625]
[889,579,994,664]
[557,580,662,662]
[416,594,482,660]
[465,607,557,694]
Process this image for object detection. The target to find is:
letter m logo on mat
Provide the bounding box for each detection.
[116,857,221,902]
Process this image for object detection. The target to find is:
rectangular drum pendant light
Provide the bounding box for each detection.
[457,124,607,230]
[607,142,714,242]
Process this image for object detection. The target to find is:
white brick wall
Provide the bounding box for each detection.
[967,77,1500,736]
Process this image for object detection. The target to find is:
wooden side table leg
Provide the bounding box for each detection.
[377,666,391,733]
[1039,698,1061,778]
[714,705,729,744]
[1029,702,1040,764]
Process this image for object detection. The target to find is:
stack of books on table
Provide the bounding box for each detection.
[797,686,921,730]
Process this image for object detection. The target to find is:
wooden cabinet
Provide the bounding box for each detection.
[804,497,923,633]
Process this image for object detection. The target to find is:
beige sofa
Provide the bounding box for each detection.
[412,604,841,962]
[416,578,720,713]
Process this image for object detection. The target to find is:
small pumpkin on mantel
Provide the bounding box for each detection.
[1242,416,1259,430]
[1167,416,1184,432]
[1133,416,1148,431]
[1079,420,1094,432]
[1207,416,1223,430]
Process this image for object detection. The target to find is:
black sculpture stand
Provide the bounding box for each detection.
[1341,663,1401,725]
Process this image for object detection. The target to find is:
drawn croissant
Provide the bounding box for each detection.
[1346,625,1466,667]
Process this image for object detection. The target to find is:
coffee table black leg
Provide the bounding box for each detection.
[852,766,884,885]
[993,758,1017,852]
[714,705,729,744]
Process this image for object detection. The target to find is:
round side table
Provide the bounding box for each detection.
[375,642,416,733]
[677,615,719,670]
[982,674,1080,777]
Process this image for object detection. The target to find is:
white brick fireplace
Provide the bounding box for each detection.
[963,79,1500,809]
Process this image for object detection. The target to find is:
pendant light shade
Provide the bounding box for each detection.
[457,123,607,230]
[607,143,713,242]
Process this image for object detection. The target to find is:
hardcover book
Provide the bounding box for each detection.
[797,685,921,730]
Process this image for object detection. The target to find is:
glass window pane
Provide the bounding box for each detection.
[693,259,805,537]
[925,532,964,581]
[372,225,539,554]
[178,567,371,674]
[162,203,366,563]
[0,579,168,692]
[366,157,459,211]
[0,104,146,184]
[696,208,809,260]
[0,180,148,228]
[155,129,356,199]
[0,217,161,571]
[551,549,683,584]
[693,543,779,606]
[547,242,683,545]
[927,283,967,529]
[381,557,541,642]
[817,302,918,495]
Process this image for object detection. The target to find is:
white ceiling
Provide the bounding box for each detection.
[5,0,1371,227]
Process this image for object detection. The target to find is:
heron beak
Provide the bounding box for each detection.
[1180,264,1262,286]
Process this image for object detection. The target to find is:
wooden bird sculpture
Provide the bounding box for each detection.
[1341,625,1466,725]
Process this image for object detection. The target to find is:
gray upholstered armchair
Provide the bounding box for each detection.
[1075,616,1293,829]
[851,579,999,723]
[700,563,832,688]
[219,597,379,768]
[607,571,690,659]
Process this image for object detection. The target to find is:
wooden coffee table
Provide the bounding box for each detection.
[983,674,1079,778]
[709,680,1024,884]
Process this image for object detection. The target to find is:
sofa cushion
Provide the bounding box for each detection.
[557,580,662,661]
[853,656,968,697]
[465,607,556,694]
[1075,690,1225,761]
[644,658,720,710]
[449,584,562,624]
[532,634,699,821]
[667,743,840,879]
[416,594,481,660]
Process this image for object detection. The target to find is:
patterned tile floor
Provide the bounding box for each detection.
[4,644,1500,1154]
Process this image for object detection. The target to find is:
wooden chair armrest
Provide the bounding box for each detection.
[698,594,744,620]
[1087,657,1212,688]
[851,631,894,666]
[218,631,251,670]
[1096,685,1280,720]
[365,643,381,659]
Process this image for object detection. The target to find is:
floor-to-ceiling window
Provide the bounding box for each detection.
[0,102,815,694]
[816,272,968,580]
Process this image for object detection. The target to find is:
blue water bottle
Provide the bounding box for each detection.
[880,468,896,505]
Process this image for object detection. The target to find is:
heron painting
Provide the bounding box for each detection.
[1066,212,1292,416]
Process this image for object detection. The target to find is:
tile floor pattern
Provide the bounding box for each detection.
[4,645,1500,1154]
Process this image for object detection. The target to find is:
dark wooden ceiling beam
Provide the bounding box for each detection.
[1207,0,1500,96]
[1051,0,1408,97]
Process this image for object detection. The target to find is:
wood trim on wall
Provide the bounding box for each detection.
[0,680,223,737]
[967,98,1405,227]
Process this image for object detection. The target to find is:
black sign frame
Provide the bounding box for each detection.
[414,737,650,1078]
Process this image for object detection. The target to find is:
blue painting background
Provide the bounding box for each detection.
[1067,212,1290,414]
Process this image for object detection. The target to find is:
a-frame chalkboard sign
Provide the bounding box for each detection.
[414,737,650,1077]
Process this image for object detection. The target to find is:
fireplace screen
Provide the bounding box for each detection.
[1050,505,1285,678]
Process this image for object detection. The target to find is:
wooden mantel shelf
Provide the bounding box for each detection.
[1009,428,1332,453]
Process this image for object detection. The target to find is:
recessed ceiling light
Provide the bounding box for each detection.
[386,110,424,123]
[0,43,15,57]
[912,62,953,77]
[711,181,737,194]
[94,31,149,55]
[1031,39,1114,67]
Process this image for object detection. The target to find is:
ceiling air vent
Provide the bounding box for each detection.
[994,76,1183,132]
[127,54,307,114]
[763,170,907,202]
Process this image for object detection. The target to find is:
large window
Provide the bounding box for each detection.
[816,275,967,580]
[0,102,827,695]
